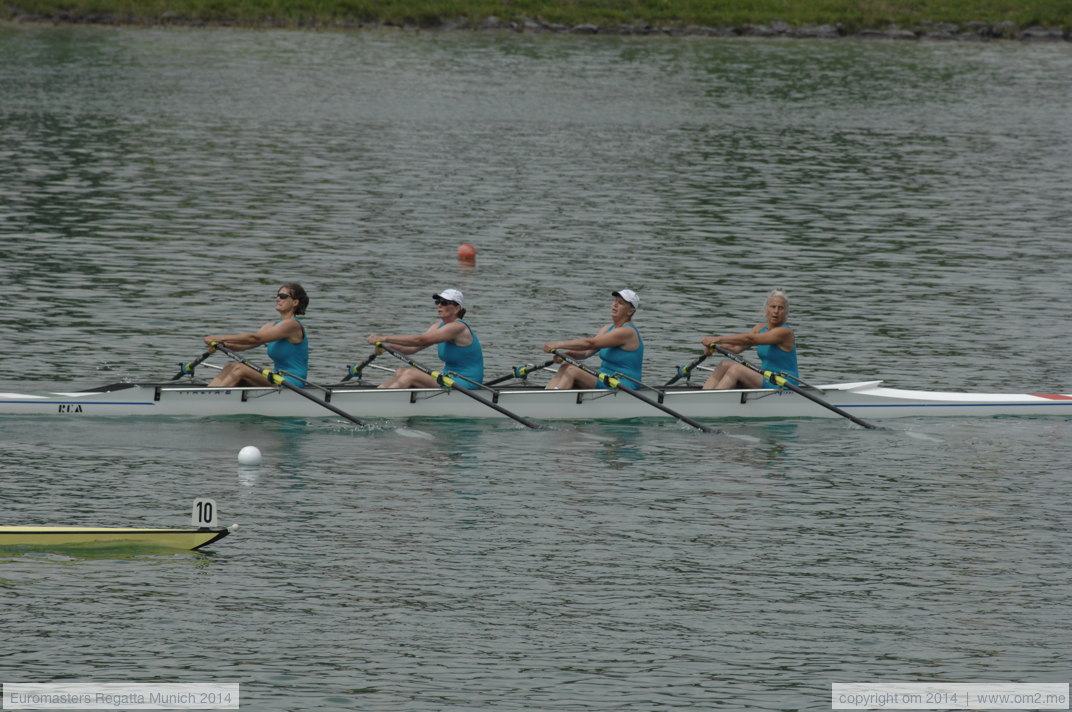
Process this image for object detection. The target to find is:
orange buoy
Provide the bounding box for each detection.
[457,243,477,263]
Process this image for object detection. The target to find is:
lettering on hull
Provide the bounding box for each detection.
[58,404,83,413]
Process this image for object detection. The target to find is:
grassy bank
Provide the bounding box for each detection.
[4,0,1071,36]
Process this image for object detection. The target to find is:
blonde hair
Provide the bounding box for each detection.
[766,288,789,305]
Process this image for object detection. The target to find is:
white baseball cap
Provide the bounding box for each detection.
[433,288,465,307]
[612,289,639,310]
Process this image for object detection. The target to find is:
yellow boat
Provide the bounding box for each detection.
[0,524,237,551]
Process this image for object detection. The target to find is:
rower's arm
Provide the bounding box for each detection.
[703,325,792,351]
[545,324,631,356]
[206,320,300,351]
[369,321,463,354]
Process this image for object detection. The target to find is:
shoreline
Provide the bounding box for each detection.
[3,13,1069,42]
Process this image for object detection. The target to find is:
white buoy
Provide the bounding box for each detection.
[237,445,262,466]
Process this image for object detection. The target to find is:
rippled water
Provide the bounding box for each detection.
[1,24,1070,711]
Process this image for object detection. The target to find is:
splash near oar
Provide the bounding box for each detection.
[547,349,719,434]
[708,345,877,429]
[483,359,556,387]
[209,343,370,428]
[374,342,544,430]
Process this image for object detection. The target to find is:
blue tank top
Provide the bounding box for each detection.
[755,325,798,389]
[437,319,484,389]
[265,319,308,387]
[597,324,643,390]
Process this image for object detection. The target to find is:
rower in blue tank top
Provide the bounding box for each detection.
[203,283,311,388]
[265,320,308,386]
[367,288,485,389]
[437,320,483,386]
[754,325,798,388]
[597,324,644,389]
[700,288,798,390]
[543,288,644,390]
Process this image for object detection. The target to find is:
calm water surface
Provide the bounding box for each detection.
[0,24,1069,711]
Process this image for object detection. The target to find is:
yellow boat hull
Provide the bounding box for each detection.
[0,525,236,551]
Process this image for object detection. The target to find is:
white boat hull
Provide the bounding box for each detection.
[1,381,1070,421]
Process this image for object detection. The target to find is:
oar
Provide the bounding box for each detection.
[663,350,712,387]
[547,348,718,434]
[209,343,370,428]
[342,351,380,382]
[708,344,877,430]
[483,359,556,387]
[373,342,544,430]
[171,348,216,380]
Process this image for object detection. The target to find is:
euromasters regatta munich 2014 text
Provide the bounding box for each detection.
[9,690,199,705]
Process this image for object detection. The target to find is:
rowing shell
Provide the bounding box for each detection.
[0,382,1070,420]
[0,525,238,551]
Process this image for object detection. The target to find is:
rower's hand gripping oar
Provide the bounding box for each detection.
[373,342,544,430]
[547,348,718,434]
[708,344,877,430]
[172,348,216,380]
[663,350,712,387]
[209,342,371,428]
[483,359,556,387]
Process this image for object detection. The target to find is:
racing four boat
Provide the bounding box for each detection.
[0,381,1069,421]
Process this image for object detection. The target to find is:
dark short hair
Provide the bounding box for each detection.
[282,282,309,315]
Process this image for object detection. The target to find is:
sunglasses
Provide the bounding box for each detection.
[276,293,294,300]
[434,299,458,307]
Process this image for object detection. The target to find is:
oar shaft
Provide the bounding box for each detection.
[765,370,877,429]
[709,345,877,429]
[343,351,379,382]
[375,343,544,430]
[483,359,556,387]
[663,351,712,387]
[550,349,717,434]
[211,344,370,428]
[172,349,216,380]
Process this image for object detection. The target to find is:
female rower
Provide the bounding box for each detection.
[367,288,484,389]
[700,288,798,389]
[542,289,644,390]
[203,283,309,387]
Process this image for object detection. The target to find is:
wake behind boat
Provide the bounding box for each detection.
[1,380,1070,421]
